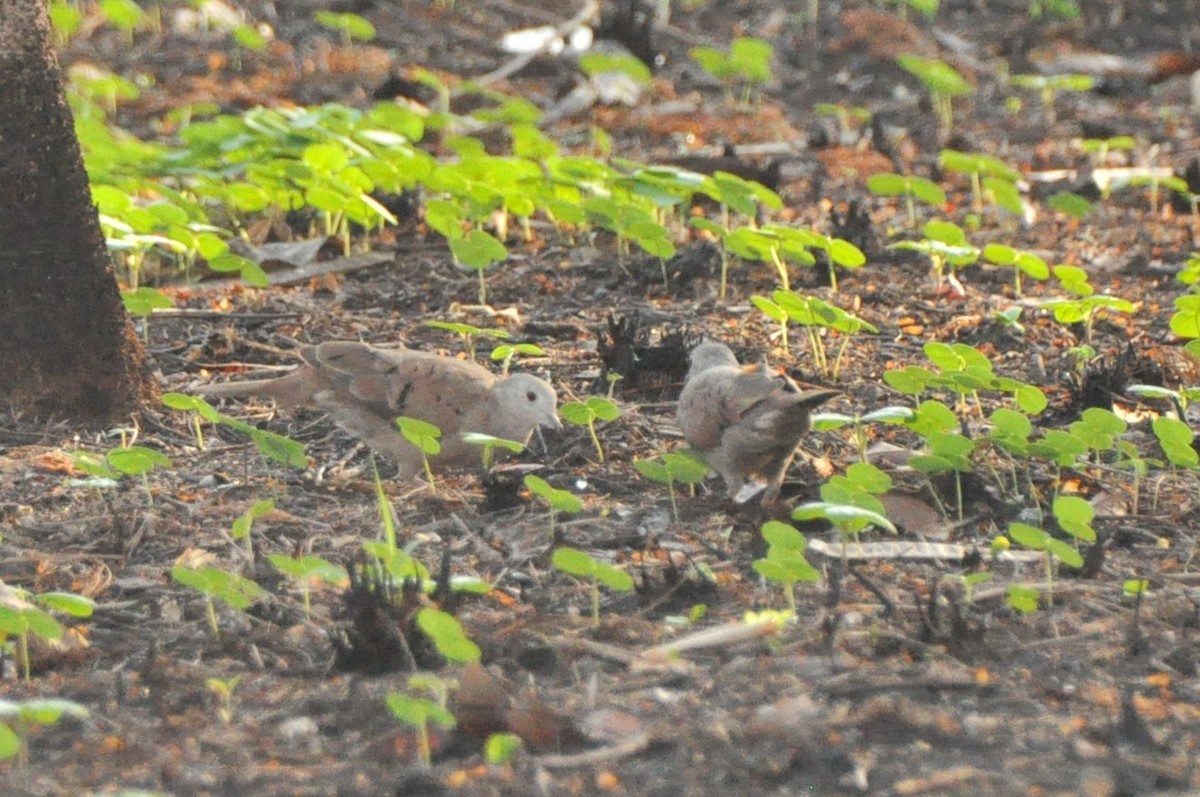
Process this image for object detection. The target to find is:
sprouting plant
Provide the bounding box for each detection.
[425,321,510,363]
[792,499,896,563]
[888,219,979,293]
[692,171,784,300]
[266,553,347,620]
[1009,73,1094,123]
[942,571,992,606]
[814,102,873,142]
[523,475,584,540]
[418,608,481,664]
[866,172,946,227]
[752,521,821,612]
[551,547,635,627]
[756,290,878,378]
[490,342,545,376]
[634,452,709,523]
[162,394,309,469]
[938,149,1023,216]
[1042,265,1135,342]
[886,0,939,20]
[313,11,376,44]
[1151,416,1199,469]
[231,499,274,561]
[884,342,1048,416]
[1005,521,1083,609]
[461,432,527,471]
[981,244,1050,296]
[689,36,774,106]
[206,675,242,725]
[395,417,442,489]
[170,566,264,637]
[485,732,524,766]
[812,406,915,462]
[1028,0,1079,19]
[0,584,95,682]
[896,55,973,133]
[70,444,171,509]
[0,699,89,761]
[386,677,458,767]
[560,397,620,462]
[1079,135,1135,167]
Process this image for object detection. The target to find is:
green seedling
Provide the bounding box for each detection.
[813,406,915,462]
[1009,73,1093,122]
[1080,135,1135,168]
[1176,256,1200,294]
[231,499,274,561]
[386,683,457,767]
[523,475,584,540]
[206,675,242,725]
[162,393,308,469]
[942,571,992,606]
[884,342,1047,415]
[792,500,896,563]
[866,172,946,227]
[814,102,873,141]
[1028,0,1079,18]
[426,321,509,362]
[313,11,376,44]
[170,566,264,637]
[48,0,84,46]
[912,429,985,520]
[1046,191,1094,220]
[266,553,347,620]
[490,342,545,376]
[70,444,171,510]
[0,699,89,761]
[981,244,1050,296]
[634,452,709,523]
[1126,383,1200,416]
[418,607,481,664]
[1042,265,1134,342]
[98,0,143,42]
[1151,416,1199,468]
[0,584,95,682]
[1006,583,1041,614]
[939,149,1023,216]
[752,521,821,612]
[689,36,774,106]
[462,432,526,470]
[485,733,524,766]
[896,55,973,133]
[1006,521,1083,609]
[760,290,877,379]
[582,194,675,262]
[560,397,620,462]
[888,219,979,293]
[551,547,635,627]
[692,171,784,299]
[395,417,442,488]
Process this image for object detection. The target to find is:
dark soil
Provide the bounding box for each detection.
[3,1,1200,795]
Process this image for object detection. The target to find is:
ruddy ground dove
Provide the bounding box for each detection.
[676,342,840,504]
[196,341,560,478]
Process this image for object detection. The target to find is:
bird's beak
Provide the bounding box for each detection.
[546,412,563,431]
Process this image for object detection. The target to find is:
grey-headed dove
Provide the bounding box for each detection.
[196,341,560,478]
[676,342,839,504]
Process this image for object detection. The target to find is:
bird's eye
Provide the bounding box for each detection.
[526,391,537,402]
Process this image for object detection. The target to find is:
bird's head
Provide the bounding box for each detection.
[685,342,739,382]
[491,373,562,441]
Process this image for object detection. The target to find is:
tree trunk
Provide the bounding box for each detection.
[0,0,155,421]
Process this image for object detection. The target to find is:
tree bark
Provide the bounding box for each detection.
[0,0,155,421]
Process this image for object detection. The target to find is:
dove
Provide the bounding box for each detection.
[676,342,840,505]
[195,341,561,478]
